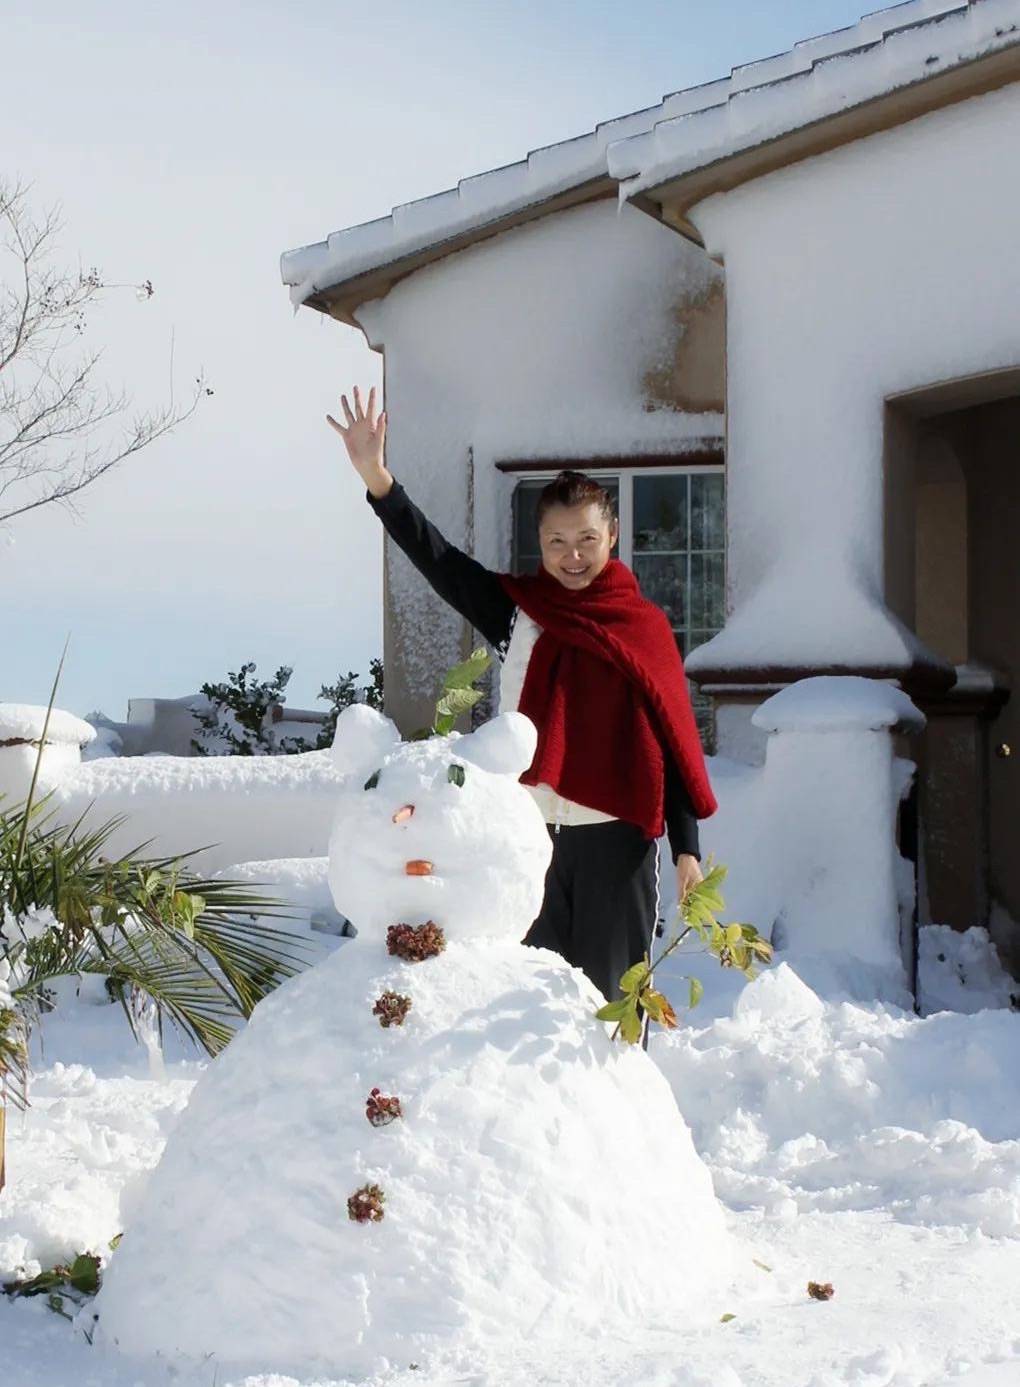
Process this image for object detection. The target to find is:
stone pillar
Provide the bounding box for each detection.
[753,677,924,978]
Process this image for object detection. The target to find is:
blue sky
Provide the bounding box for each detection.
[5,0,874,717]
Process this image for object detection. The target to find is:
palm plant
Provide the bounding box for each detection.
[0,651,309,1192]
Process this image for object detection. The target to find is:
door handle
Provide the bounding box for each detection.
[996,742,1012,759]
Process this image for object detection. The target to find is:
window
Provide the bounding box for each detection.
[511,467,725,749]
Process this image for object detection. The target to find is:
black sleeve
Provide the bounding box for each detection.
[367,480,516,652]
[664,755,701,863]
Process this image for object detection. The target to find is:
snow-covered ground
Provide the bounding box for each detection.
[3,925,1019,1387]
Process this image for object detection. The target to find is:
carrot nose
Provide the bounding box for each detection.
[405,860,434,876]
[392,804,415,824]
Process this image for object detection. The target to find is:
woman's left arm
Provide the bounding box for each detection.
[664,757,704,903]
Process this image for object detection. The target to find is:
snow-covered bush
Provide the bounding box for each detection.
[191,658,384,755]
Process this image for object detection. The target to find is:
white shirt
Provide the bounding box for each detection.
[498,610,617,829]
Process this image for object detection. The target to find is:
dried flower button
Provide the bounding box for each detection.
[386,922,446,962]
[347,1183,386,1223]
[365,1088,403,1127]
[372,991,412,1027]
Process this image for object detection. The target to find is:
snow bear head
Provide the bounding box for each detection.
[326,705,553,943]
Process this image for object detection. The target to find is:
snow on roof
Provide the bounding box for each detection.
[280,1,1020,313]
[608,0,1020,199]
[279,83,729,311]
[0,703,96,747]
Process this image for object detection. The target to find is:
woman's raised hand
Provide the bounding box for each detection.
[327,385,393,500]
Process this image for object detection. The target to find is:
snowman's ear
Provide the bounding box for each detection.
[331,704,401,776]
[457,712,537,776]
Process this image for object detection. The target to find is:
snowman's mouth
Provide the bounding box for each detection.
[404,859,435,877]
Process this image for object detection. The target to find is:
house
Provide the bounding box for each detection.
[281,0,1020,969]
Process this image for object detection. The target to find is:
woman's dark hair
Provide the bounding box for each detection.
[535,470,616,528]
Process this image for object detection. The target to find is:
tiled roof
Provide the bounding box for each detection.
[281,1,1020,311]
[607,0,1020,196]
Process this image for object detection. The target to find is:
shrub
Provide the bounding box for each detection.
[192,658,385,756]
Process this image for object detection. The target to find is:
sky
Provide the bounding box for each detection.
[4,0,876,718]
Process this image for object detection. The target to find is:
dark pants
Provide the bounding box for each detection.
[522,820,659,1003]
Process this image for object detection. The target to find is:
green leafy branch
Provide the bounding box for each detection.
[414,647,492,738]
[595,860,773,1044]
[3,1246,111,1327]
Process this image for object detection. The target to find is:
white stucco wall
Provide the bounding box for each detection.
[684,79,1020,680]
[354,198,722,728]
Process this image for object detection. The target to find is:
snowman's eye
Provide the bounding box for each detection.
[363,769,381,791]
[447,764,466,787]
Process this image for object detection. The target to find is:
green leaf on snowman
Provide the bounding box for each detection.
[443,647,491,691]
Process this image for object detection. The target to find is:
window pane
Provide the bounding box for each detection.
[633,474,687,552]
[634,553,686,627]
[512,481,546,576]
[689,552,725,630]
[690,472,725,551]
[512,477,619,576]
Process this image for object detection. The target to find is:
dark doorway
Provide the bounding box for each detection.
[885,374,1020,973]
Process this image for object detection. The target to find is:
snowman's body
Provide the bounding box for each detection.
[96,709,734,1379]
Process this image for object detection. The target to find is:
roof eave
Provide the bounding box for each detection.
[300,175,618,326]
[628,38,1020,228]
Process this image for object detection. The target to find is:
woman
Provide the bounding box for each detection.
[328,385,718,1003]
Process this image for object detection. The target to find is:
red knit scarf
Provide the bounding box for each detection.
[498,559,718,838]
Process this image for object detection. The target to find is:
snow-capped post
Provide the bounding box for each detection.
[0,705,95,809]
[751,677,925,978]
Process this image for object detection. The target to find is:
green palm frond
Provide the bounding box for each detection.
[1,799,311,1064]
[0,1006,29,1112]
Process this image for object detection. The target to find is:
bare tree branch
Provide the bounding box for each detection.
[0,176,206,526]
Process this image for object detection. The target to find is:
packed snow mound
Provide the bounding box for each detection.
[733,961,826,1023]
[96,938,734,1377]
[918,924,1020,1016]
[96,708,736,1377]
[654,961,1020,1237]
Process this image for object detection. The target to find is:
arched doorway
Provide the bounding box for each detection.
[885,370,1020,973]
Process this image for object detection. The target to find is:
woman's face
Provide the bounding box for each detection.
[538,501,619,590]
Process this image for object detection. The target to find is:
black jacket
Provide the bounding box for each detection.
[368,480,700,862]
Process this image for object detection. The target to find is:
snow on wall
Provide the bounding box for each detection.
[354,198,722,724]
[681,79,1020,680]
[50,751,343,875]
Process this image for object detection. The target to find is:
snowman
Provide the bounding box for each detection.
[96,706,735,1379]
